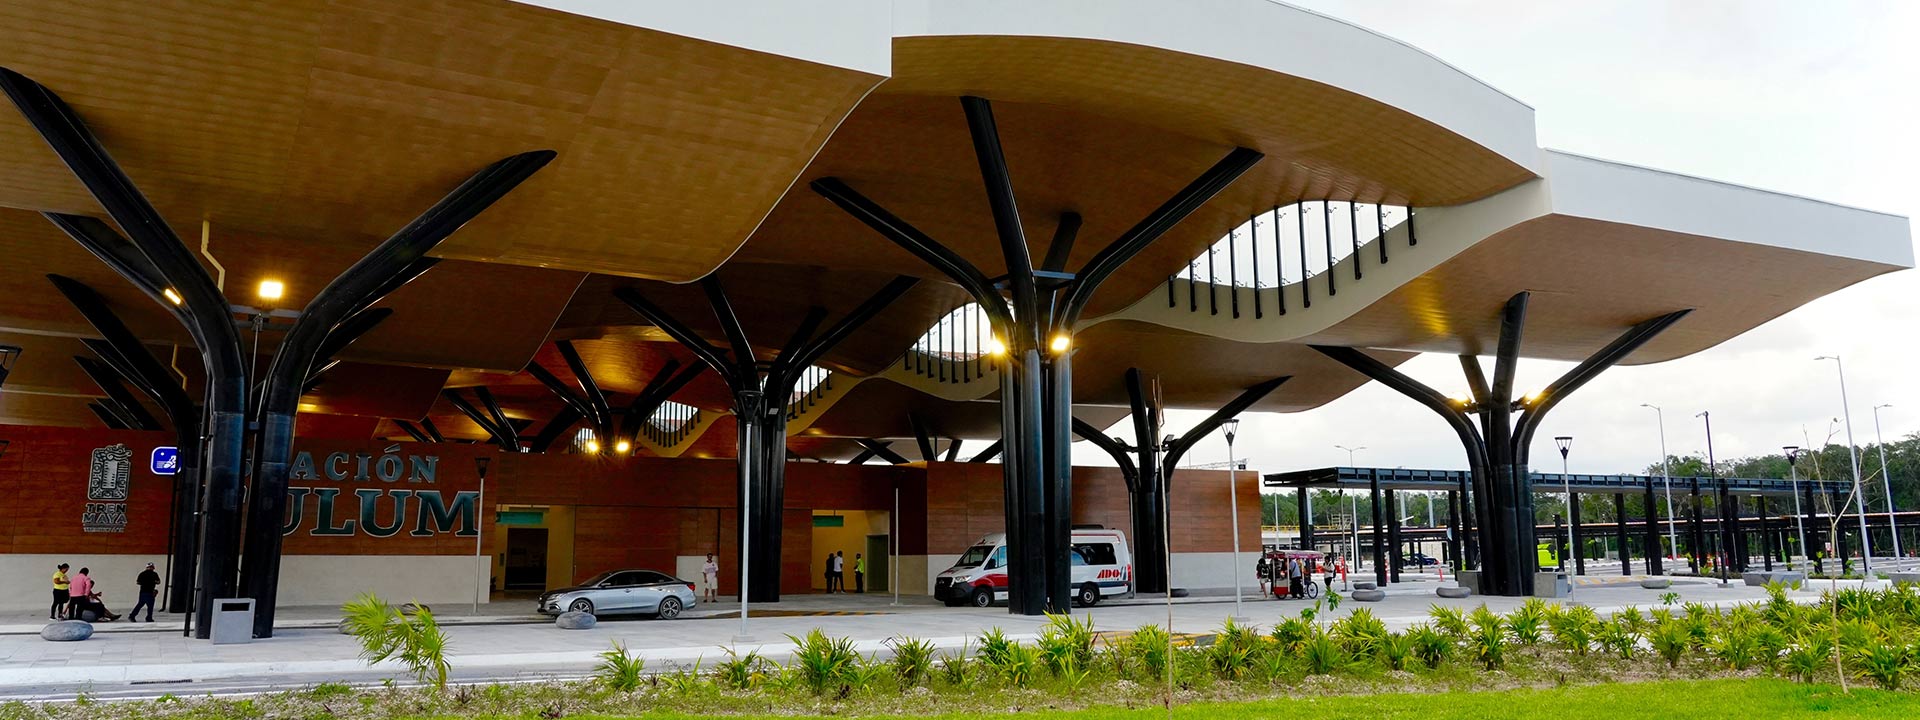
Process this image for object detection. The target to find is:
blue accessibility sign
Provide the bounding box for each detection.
[150,447,180,475]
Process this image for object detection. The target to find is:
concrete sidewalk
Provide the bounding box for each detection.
[0,577,1876,701]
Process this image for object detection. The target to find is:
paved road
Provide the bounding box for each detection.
[0,575,1880,702]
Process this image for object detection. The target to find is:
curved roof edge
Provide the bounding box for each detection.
[511,0,894,76]
[891,0,1540,174]
[1540,150,1913,268]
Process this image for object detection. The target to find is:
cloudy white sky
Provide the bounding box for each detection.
[1130,1,1920,482]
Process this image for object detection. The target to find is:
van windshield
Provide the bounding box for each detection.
[954,544,995,568]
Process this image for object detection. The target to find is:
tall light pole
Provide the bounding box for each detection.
[1641,404,1678,560]
[1817,355,1873,576]
[1697,411,1726,583]
[1336,444,1366,568]
[1873,404,1901,560]
[1785,446,1808,570]
[1555,436,1573,571]
[473,456,491,615]
[1224,419,1245,622]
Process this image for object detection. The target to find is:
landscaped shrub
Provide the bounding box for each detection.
[787,629,861,696]
[1467,616,1506,670]
[1547,605,1597,656]
[595,642,646,692]
[1781,633,1834,683]
[1125,625,1174,682]
[340,593,452,691]
[1270,615,1314,651]
[887,637,936,688]
[1206,618,1262,680]
[715,646,769,691]
[1851,640,1914,691]
[1504,602,1546,647]
[1376,631,1415,671]
[1595,618,1638,660]
[1709,625,1761,671]
[1038,613,1097,678]
[1332,608,1388,657]
[936,641,976,689]
[1429,604,1470,639]
[1406,624,1454,669]
[1650,620,1692,669]
[1301,629,1348,675]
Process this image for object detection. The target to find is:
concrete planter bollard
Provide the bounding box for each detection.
[556,611,597,630]
[1640,578,1672,589]
[1353,581,1377,591]
[1891,572,1920,587]
[1352,589,1386,602]
[1436,586,1472,599]
[41,620,93,642]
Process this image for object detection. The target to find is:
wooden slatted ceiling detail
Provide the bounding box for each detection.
[1295,215,1901,363]
[1067,320,1415,413]
[0,0,880,282]
[885,35,1534,208]
[555,264,972,377]
[0,208,586,375]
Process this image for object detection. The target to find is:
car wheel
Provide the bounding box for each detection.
[1077,583,1099,607]
[657,596,682,620]
[970,586,994,608]
[568,598,595,614]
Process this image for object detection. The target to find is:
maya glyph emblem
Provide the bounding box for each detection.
[87,443,133,501]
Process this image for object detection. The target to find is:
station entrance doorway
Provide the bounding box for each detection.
[811,509,890,593]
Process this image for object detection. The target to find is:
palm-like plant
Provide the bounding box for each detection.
[1428,605,1470,639]
[1332,608,1388,657]
[596,642,647,692]
[886,637,935,688]
[1595,619,1639,660]
[340,594,452,691]
[1468,619,1506,670]
[786,629,861,696]
[1406,624,1454,669]
[1851,641,1914,691]
[1782,633,1835,683]
[1301,630,1348,675]
[1650,620,1692,669]
[1376,631,1416,671]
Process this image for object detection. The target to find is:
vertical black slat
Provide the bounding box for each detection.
[1206,245,1218,315]
[1408,208,1418,246]
[1273,207,1285,316]
[1349,201,1361,281]
[1249,213,1263,319]
[1228,229,1240,319]
[1297,203,1311,309]
[938,316,948,383]
[1322,201,1336,296]
[1377,204,1389,265]
[1187,260,1198,311]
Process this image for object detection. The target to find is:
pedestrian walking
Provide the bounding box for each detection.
[854,553,866,593]
[702,553,720,603]
[832,551,845,593]
[132,563,160,622]
[823,552,837,593]
[50,563,69,620]
[67,568,93,619]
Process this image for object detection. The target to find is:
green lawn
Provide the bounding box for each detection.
[558,679,1915,720]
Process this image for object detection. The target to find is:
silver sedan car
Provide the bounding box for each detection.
[537,569,697,619]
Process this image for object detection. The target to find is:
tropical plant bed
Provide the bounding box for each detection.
[7,585,1918,719]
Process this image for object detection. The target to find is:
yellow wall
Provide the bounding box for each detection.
[488,505,576,593]
[809,509,889,591]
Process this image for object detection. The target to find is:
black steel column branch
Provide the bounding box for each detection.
[815,94,1260,614]
[240,149,555,637]
[47,274,202,613]
[1569,492,1585,575]
[445,389,521,451]
[618,276,914,603]
[1123,368,1167,594]
[4,68,252,638]
[1643,474,1663,575]
[74,355,161,430]
[1614,493,1631,577]
[855,439,912,465]
[1371,472,1388,585]
[530,406,585,453]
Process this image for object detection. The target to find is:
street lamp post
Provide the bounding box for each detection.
[473,456,491,616]
[1817,355,1874,577]
[1336,445,1366,570]
[1641,404,1678,561]
[1873,404,1901,560]
[1224,419,1245,622]
[1555,436,1573,572]
[1785,446,1808,571]
[1697,411,1727,583]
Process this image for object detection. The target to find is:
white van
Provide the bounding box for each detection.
[934,527,1132,608]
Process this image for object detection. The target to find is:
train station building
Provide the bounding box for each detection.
[0,1,1909,635]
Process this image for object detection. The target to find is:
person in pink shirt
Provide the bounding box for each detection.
[67,568,93,619]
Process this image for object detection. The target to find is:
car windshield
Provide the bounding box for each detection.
[954,544,995,568]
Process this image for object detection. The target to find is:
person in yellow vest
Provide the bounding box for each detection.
[51,563,70,620]
[854,553,866,594]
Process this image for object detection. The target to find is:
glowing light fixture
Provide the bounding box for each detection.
[1049,334,1071,353]
[614,439,631,454]
[1523,391,1543,405]
[984,335,1007,356]
[584,439,601,454]
[256,279,285,301]
[162,288,184,305]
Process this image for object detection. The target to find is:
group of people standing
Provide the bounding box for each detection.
[50,562,160,622]
[821,550,866,593]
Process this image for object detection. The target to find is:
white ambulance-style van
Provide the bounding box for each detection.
[933,526,1132,608]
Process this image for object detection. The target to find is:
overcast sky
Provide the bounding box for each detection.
[1115,1,1920,484]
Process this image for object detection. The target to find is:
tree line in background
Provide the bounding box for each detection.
[1256,432,1919,531]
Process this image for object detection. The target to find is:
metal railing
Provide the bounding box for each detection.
[1167,200,1415,318]
[641,400,702,447]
